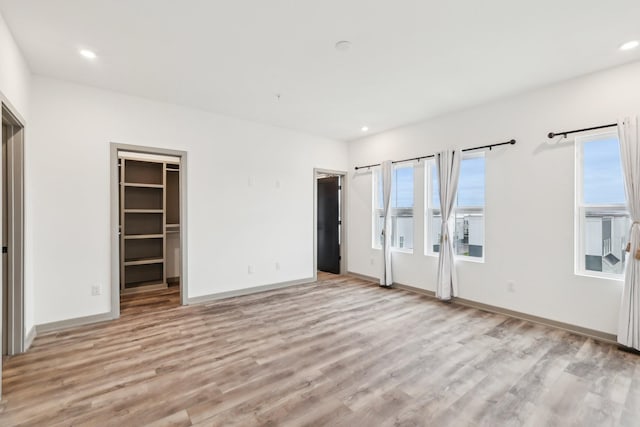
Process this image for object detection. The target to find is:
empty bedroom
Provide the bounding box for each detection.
[0,1,640,426]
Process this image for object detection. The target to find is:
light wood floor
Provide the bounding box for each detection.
[1,274,639,426]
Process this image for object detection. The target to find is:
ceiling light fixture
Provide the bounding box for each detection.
[335,40,352,52]
[79,49,97,59]
[619,40,639,51]
[361,126,369,132]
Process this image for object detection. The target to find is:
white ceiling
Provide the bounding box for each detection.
[1,0,639,141]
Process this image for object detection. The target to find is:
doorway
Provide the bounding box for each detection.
[0,104,25,363]
[314,169,346,277]
[110,144,188,318]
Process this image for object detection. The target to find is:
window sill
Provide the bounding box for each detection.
[456,256,484,264]
[392,248,414,254]
[575,270,624,282]
[371,246,414,254]
[424,252,484,263]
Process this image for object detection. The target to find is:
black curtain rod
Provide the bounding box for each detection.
[354,139,516,171]
[547,123,617,139]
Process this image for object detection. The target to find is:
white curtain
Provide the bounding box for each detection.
[380,160,393,286]
[436,150,461,300]
[618,116,640,350]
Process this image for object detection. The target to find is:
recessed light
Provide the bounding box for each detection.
[335,41,352,52]
[619,40,639,51]
[79,49,97,59]
[361,126,369,132]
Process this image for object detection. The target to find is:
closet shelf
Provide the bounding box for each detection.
[166,223,180,228]
[124,183,164,189]
[122,281,166,294]
[125,209,163,214]
[124,234,164,240]
[124,257,164,266]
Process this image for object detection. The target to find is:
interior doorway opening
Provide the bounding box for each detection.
[315,169,346,277]
[0,104,25,360]
[111,144,187,318]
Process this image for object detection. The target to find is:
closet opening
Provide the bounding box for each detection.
[314,169,347,278]
[110,145,187,318]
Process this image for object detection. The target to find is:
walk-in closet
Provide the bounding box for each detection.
[118,151,181,295]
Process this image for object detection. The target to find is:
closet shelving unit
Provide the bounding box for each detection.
[119,158,180,293]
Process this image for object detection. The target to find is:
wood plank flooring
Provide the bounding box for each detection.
[1,274,639,426]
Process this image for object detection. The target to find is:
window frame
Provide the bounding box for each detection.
[425,152,485,262]
[372,170,383,249]
[372,163,415,253]
[425,159,441,257]
[575,131,628,280]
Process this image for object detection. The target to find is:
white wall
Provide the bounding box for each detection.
[0,11,30,118]
[29,76,348,325]
[348,60,640,335]
[0,10,32,334]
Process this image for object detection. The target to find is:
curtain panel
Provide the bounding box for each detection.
[618,116,640,350]
[380,161,393,286]
[436,150,461,300]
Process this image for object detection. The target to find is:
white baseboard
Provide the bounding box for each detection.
[32,278,315,335]
[24,325,37,351]
[36,312,114,334]
[187,277,315,305]
[346,271,379,283]
[393,282,617,345]
[346,270,617,345]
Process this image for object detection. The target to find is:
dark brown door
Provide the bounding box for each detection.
[317,176,340,274]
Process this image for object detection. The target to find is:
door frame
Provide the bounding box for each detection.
[313,168,347,280]
[1,102,25,358]
[110,143,188,319]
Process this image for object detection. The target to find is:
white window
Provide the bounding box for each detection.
[372,164,414,251]
[426,153,485,260]
[576,132,629,278]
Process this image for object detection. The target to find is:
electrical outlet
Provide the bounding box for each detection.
[275,262,280,271]
[91,284,101,296]
[248,265,254,274]
[370,257,375,265]
[507,281,515,293]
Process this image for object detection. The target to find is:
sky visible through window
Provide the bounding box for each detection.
[392,166,413,208]
[583,136,625,205]
[457,157,485,206]
[432,156,485,208]
[377,156,486,208]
